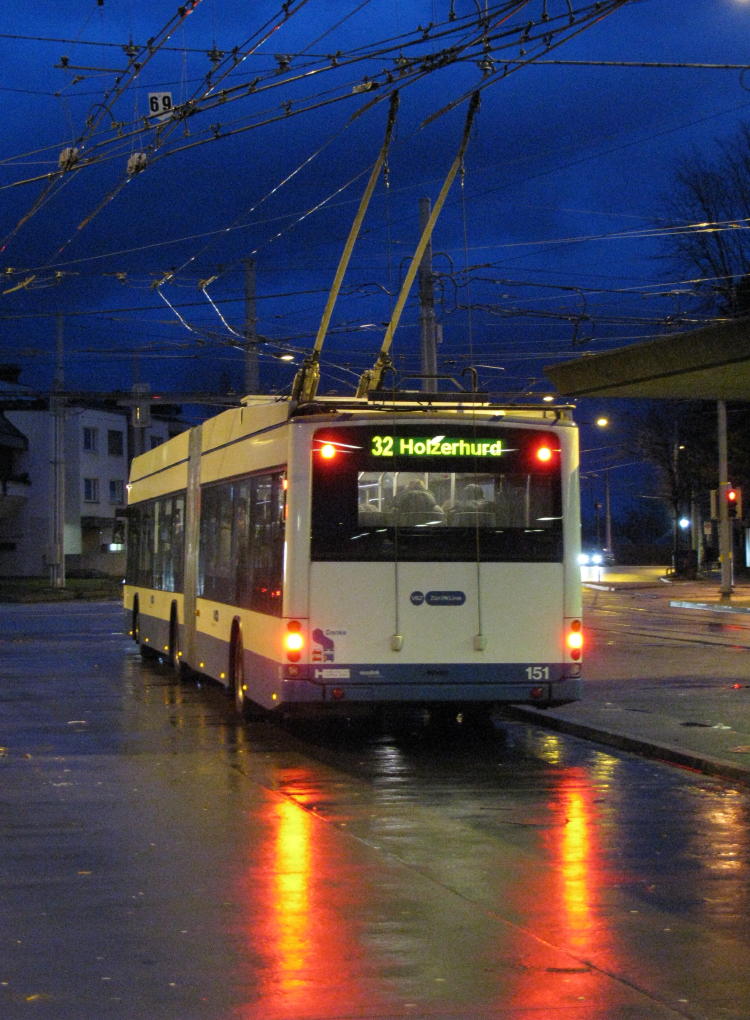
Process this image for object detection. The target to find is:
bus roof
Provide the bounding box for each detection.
[238,392,576,423]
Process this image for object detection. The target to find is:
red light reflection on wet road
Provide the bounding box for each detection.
[233,780,390,1020]
[559,780,597,952]
[550,770,622,966]
[504,768,624,1014]
[271,799,313,991]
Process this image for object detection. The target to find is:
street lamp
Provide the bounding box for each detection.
[580,413,614,558]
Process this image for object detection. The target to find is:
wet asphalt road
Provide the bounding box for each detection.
[1,601,750,1019]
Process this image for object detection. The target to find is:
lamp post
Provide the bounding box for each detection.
[671,438,685,575]
[580,413,613,557]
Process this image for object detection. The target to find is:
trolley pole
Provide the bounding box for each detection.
[418,197,438,391]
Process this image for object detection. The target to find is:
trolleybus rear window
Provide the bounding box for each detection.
[311,424,563,562]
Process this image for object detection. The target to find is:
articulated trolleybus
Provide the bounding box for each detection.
[125,393,583,721]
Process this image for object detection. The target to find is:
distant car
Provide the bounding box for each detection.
[578,550,615,567]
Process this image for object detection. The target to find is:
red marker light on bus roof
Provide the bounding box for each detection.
[319,443,337,460]
[536,444,553,463]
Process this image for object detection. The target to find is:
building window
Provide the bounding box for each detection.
[109,479,125,504]
[84,478,99,503]
[108,430,124,456]
[83,427,98,452]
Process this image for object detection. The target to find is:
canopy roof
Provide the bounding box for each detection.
[545,319,750,401]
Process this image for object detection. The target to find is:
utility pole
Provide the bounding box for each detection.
[690,490,702,574]
[243,258,259,394]
[50,314,66,589]
[604,468,613,556]
[130,382,151,458]
[718,399,733,599]
[418,197,438,391]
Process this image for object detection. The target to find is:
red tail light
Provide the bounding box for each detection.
[566,619,583,660]
[284,620,304,662]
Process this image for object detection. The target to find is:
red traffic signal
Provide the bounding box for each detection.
[727,486,743,518]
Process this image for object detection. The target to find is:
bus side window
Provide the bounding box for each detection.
[248,474,284,615]
[233,473,284,616]
[234,487,251,607]
[199,484,233,601]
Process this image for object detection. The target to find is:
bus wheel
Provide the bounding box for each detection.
[133,602,152,658]
[232,634,248,718]
[168,608,181,673]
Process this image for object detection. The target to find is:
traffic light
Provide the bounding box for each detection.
[727,486,743,518]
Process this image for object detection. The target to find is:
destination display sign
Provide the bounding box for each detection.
[370,434,505,458]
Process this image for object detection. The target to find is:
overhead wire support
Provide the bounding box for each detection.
[0,1,206,254]
[356,90,480,398]
[51,0,313,264]
[421,0,636,129]
[291,90,400,405]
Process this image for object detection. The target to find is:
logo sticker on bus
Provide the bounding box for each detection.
[410,590,466,606]
[312,628,335,662]
[427,590,466,605]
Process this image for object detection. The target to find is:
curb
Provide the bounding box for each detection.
[669,599,750,615]
[505,706,750,787]
[584,581,665,591]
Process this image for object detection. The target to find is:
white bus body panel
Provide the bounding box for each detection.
[308,561,563,664]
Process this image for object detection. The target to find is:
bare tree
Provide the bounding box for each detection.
[630,402,714,513]
[659,123,750,315]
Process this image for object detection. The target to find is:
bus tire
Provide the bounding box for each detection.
[168,605,181,673]
[133,600,151,658]
[231,631,248,718]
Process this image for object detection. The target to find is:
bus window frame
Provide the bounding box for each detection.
[310,424,563,564]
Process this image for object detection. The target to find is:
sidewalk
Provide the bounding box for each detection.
[509,566,750,786]
[584,562,750,611]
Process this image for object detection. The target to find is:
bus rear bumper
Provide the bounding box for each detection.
[280,671,582,709]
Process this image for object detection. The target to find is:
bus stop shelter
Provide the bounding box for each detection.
[545,318,750,401]
[544,317,750,595]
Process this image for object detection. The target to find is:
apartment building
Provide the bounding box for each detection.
[0,385,185,577]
